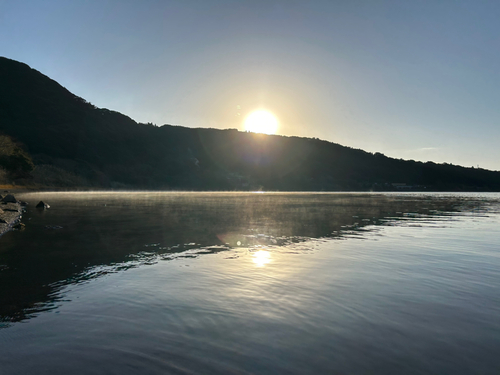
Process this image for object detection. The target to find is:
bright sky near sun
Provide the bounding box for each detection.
[1,0,500,170]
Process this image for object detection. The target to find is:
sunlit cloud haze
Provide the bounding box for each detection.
[2,0,500,170]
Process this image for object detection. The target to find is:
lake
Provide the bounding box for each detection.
[1,192,500,374]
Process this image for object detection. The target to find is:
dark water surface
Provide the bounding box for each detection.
[1,192,500,374]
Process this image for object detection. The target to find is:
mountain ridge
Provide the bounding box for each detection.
[1,56,499,191]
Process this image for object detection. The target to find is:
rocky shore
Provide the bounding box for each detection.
[0,194,23,237]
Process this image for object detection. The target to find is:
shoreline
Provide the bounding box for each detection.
[0,195,23,238]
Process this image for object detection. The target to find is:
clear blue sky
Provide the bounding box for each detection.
[2,0,500,170]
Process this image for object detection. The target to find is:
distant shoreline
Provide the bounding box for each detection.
[11,189,500,195]
[9,186,500,193]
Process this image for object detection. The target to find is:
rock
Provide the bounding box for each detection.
[20,201,28,206]
[36,201,50,209]
[13,223,25,230]
[2,194,18,203]
[0,218,7,224]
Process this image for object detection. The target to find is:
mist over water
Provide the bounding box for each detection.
[1,192,500,374]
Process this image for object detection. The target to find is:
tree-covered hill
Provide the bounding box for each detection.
[1,56,499,191]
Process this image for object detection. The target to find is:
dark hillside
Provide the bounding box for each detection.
[1,56,500,190]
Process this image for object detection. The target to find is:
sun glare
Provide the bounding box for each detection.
[244,110,278,134]
[252,250,271,267]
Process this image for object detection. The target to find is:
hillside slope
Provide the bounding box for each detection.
[1,56,499,191]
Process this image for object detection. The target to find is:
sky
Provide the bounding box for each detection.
[1,0,500,170]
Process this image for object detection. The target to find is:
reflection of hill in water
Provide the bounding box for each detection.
[0,192,498,324]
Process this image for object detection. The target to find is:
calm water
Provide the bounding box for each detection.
[1,192,500,374]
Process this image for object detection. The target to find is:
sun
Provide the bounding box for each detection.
[244,110,279,134]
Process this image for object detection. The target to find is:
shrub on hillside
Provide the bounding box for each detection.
[0,135,34,179]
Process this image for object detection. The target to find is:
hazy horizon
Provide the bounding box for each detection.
[2,0,500,170]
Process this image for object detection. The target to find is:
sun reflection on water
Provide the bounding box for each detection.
[252,250,271,267]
